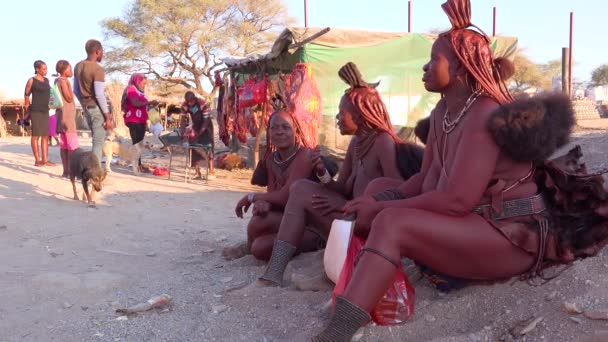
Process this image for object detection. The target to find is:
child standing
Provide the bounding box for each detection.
[54,60,79,177]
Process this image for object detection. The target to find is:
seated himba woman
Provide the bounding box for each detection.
[257,62,424,286]
[229,109,325,261]
[312,1,608,341]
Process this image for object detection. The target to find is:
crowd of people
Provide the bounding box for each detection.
[22,39,215,178]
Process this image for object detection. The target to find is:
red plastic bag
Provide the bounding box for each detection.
[238,78,267,109]
[153,167,169,177]
[332,236,415,326]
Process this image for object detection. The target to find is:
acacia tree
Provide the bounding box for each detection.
[101,0,292,100]
[508,50,567,93]
[539,59,562,80]
[591,64,608,86]
[511,51,549,91]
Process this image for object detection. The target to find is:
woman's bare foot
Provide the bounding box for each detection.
[44,161,56,166]
[221,242,250,261]
[34,160,44,167]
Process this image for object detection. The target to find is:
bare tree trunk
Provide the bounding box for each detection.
[106,82,126,129]
[112,108,125,128]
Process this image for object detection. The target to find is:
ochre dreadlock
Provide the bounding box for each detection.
[440,0,514,105]
[338,62,401,159]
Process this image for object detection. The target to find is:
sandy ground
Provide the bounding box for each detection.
[2,120,608,342]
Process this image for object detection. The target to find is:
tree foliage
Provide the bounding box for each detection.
[510,51,558,91]
[539,59,562,80]
[591,64,608,86]
[101,0,293,99]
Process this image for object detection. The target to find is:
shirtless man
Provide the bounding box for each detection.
[74,39,113,166]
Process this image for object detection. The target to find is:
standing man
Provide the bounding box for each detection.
[73,39,113,166]
[180,91,216,180]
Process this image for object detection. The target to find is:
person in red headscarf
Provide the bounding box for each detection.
[121,73,158,172]
[312,1,608,340]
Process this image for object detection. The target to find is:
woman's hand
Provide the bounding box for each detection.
[235,195,252,218]
[252,200,271,217]
[343,196,383,236]
[312,194,343,216]
[310,148,326,176]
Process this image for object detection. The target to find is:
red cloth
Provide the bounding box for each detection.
[283,63,321,148]
[238,78,267,109]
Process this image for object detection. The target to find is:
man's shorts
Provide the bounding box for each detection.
[59,132,79,151]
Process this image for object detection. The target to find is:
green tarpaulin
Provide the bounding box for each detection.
[224,27,517,128]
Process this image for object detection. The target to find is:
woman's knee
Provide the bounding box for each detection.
[247,216,267,239]
[364,177,403,195]
[369,208,418,247]
[289,179,318,196]
[250,238,273,261]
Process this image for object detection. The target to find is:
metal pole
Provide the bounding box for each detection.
[408,1,412,33]
[568,12,573,98]
[304,0,309,28]
[562,47,570,95]
[492,7,497,37]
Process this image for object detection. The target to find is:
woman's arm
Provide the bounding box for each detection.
[127,86,150,107]
[321,139,355,195]
[23,78,33,110]
[374,133,402,180]
[179,104,190,133]
[253,149,314,207]
[58,79,74,103]
[393,127,435,198]
[372,119,435,200]
[197,104,212,135]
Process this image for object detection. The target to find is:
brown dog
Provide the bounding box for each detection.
[70,148,106,207]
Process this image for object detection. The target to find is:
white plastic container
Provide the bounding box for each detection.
[323,219,354,284]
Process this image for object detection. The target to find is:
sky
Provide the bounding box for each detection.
[0,0,605,100]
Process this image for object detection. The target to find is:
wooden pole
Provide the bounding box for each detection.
[562,47,570,96]
[568,12,574,98]
[492,7,497,37]
[408,1,412,33]
[304,0,309,28]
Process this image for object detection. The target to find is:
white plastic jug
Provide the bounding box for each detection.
[323,219,354,284]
